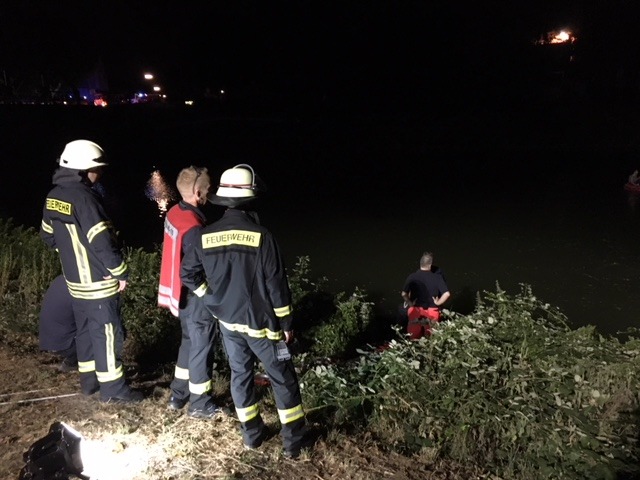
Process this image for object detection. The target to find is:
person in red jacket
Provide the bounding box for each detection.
[401,252,450,340]
[158,166,224,418]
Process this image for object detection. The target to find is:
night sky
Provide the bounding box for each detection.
[3,1,640,106]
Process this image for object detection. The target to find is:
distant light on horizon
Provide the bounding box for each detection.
[144,73,154,80]
[551,31,570,43]
[534,29,576,45]
[153,86,161,92]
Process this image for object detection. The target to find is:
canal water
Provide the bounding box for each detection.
[2,103,639,335]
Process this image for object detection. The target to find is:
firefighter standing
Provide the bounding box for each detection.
[180,164,306,458]
[158,166,224,418]
[40,139,142,403]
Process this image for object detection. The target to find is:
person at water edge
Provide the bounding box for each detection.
[39,274,78,373]
[629,170,640,185]
[180,164,307,458]
[401,251,451,340]
[158,166,225,419]
[39,139,142,403]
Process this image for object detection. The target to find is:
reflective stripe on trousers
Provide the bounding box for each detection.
[220,326,306,451]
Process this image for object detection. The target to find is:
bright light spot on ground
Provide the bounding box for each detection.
[80,437,159,479]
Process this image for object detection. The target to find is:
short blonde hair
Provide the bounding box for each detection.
[176,166,209,198]
[419,252,433,268]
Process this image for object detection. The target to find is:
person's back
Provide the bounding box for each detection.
[194,210,288,336]
[158,166,224,418]
[181,164,307,458]
[401,252,450,340]
[404,270,447,309]
[40,139,142,403]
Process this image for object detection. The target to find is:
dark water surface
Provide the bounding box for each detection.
[2,104,639,334]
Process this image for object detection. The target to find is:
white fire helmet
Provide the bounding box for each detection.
[58,140,108,170]
[208,164,261,207]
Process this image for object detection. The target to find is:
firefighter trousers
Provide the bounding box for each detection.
[71,295,129,399]
[170,295,217,410]
[220,326,306,452]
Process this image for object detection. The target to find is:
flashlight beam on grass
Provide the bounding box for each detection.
[21,422,156,480]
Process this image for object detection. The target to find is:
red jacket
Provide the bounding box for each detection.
[158,202,205,316]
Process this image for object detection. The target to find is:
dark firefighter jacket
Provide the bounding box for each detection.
[40,168,128,300]
[180,208,293,340]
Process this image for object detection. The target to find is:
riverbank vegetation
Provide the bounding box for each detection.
[1,217,639,479]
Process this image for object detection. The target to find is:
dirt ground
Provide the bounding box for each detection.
[0,344,485,480]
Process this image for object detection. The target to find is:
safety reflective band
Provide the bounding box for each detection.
[219,320,283,340]
[66,224,91,284]
[189,380,212,395]
[66,279,119,300]
[174,365,189,380]
[278,404,305,424]
[273,305,292,317]
[201,230,261,249]
[194,282,208,297]
[78,360,96,373]
[96,365,124,383]
[105,323,116,372]
[86,221,110,243]
[107,261,128,277]
[236,403,260,422]
[41,219,53,233]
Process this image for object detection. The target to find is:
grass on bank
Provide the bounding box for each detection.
[1,217,639,480]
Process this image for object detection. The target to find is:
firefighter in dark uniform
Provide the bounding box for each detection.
[180,164,306,458]
[40,139,143,403]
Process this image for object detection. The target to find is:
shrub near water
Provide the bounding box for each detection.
[301,284,640,479]
[4,218,639,478]
[120,246,180,365]
[0,218,59,341]
[288,256,374,359]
